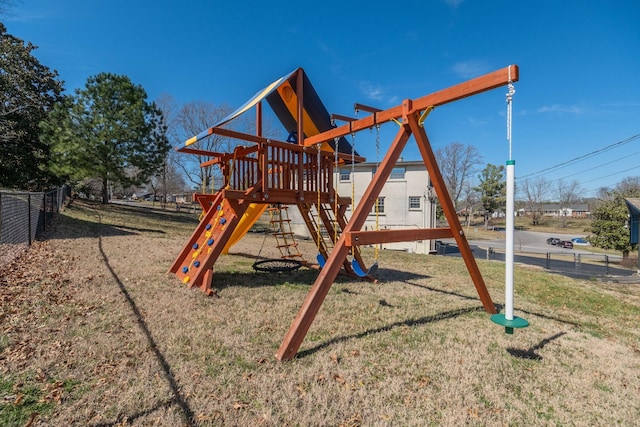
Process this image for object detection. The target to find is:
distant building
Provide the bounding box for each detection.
[287,160,437,254]
[624,198,640,274]
[524,203,590,218]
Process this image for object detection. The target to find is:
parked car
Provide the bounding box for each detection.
[557,240,574,249]
[571,237,589,245]
[546,237,561,245]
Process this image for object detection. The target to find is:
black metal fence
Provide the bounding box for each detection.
[436,240,637,280]
[0,186,70,247]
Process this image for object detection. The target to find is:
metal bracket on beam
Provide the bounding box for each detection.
[418,106,435,127]
[354,103,382,114]
[330,113,356,126]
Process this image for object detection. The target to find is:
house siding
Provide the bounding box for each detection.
[287,161,437,254]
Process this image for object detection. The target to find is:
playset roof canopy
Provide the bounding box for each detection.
[183,68,357,157]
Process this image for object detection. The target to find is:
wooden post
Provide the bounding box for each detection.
[407,114,496,313]
[276,124,412,361]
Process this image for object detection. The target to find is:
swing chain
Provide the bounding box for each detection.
[374,122,380,260]
[316,145,322,247]
[506,82,515,159]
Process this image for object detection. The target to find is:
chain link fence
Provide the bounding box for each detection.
[0,186,70,266]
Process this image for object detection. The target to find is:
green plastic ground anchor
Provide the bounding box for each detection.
[491,313,529,335]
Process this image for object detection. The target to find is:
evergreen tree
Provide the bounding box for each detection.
[41,73,170,203]
[474,163,505,229]
[590,186,640,258]
[0,23,64,189]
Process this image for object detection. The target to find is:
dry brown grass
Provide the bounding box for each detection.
[1,200,639,426]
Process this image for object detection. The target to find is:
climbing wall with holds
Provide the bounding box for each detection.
[169,193,249,295]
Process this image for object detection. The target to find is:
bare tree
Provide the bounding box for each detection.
[616,176,640,194]
[156,91,287,200]
[459,182,479,228]
[521,176,551,225]
[435,142,483,210]
[174,100,253,192]
[556,179,581,227]
[148,160,186,207]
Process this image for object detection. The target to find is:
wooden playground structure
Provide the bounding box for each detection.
[169,65,519,360]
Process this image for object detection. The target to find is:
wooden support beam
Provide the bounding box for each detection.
[304,65,518,146]
[176,147,226,157]
[354,103,382,113]
[330,113,355,123]
[344,228,453,246]
[276,123,412,361]
[407,113,496,314]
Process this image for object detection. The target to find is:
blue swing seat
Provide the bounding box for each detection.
[351,259,378,277]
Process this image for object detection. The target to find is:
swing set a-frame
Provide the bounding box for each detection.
[169,65,519,360]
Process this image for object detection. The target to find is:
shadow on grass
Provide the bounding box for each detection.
[49,213,137,240]
[297,305,486,358]
[91,398,176,427]
[211,259,433,291]
[49,200,197,240]
[95,234,196,426]
[402,279,479,302]
[493,303,581,328]
[507,331,568,361]
[374,268,432,282]
[401,278,582,329]
[104,200,200,225]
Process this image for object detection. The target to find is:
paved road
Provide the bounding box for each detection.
[468,230,594,255]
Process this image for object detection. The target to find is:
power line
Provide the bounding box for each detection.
[580,164,640,186]
[559,151,640,180]
[516,133,640,180]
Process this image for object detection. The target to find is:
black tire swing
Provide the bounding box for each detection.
[252,206,303,273]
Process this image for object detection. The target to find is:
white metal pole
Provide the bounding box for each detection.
[505,159,515,321]
[491,69,527,333]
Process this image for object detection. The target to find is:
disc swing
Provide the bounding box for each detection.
[490,66,528,334]
[348,116,380,277]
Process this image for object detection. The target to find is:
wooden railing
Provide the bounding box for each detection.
[223,141,334,197]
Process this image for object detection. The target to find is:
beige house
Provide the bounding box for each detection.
[288,160,437,254]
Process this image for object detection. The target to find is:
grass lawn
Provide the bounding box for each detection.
[1,200,639,426]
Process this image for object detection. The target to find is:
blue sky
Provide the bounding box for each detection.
[5,0,640,198]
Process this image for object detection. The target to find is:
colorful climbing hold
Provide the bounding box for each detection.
[205,231,212,238]
[207,238,214,246]
[220,218,227,225]
[182,276,190,284]
[194,261,200,268]
[193,243,199,250]
[182,266,189,273]
[205,223,212,230]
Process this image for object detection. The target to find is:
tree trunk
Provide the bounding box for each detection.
[102,177,109,204]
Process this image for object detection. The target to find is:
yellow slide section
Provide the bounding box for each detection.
[221,202,267,254]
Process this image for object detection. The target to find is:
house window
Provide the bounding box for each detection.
[409,196,421,210]
[340,169,351,181]
[371,197,385,214]
[390,167,405,180]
